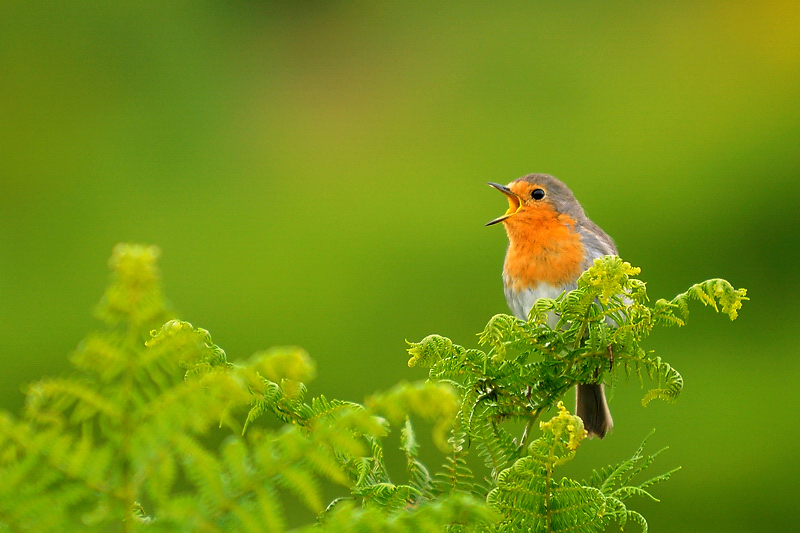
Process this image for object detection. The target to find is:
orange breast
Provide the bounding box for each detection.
[503,207,585,292]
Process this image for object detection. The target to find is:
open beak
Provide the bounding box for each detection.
[486,182,523,226]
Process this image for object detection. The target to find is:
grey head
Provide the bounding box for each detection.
[512,173,588,222]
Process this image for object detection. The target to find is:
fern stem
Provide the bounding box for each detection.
[519,406,545,450]
[518,377,578,454]
[120,322,139,531]
[544,431,555,532]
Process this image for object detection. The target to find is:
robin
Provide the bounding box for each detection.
[486,173,615,438]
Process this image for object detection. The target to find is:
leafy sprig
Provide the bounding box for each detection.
[0,247,746,532]
[406,255,746,530]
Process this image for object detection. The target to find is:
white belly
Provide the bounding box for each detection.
[504,281,576,325]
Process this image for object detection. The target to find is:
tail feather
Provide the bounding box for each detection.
[575,383,613,439]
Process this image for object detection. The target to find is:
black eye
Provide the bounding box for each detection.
[531,188,545,200]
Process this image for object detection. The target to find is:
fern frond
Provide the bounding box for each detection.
[308,395,361,425]
[25,378,121,424]
[281,463,326,513]
[1,246,743,531]
[477,314,525,360]
[621,508,649,533]
[528,297,560,326]
[474,417,516,481]
[407,334,461,368]
[434,419,475,497]
[488,404,677,533]
[241,384,278,434]
[559,287,597,324]
[244,347,316,392]
[670,278,748,321]
[401,417,433,497]
[94,243,170,331]
[366,381,459,452]
[640,356,684,406]
[428,348,487,385]
[583,428,680,528]
[578,255,641,302]
[652,298,685,327]
[68,334,129,381]
[488,451,608,532]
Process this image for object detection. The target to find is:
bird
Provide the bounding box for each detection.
[486,173,615,438]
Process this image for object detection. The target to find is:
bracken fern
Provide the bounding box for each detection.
[0,246,746,532]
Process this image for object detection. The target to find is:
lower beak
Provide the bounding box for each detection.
[486,182,523,226]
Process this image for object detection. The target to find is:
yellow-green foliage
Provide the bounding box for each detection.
[0,246,746,532]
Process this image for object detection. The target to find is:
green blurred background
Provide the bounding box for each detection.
[2,1,798,530]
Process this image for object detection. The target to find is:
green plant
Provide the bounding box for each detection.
[0,245,747,532]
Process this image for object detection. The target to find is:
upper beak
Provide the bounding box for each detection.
[486,182,523,226]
